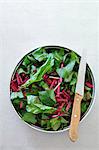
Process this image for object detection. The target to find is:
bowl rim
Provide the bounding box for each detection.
[9,45,95,133]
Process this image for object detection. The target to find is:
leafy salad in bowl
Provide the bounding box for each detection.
[10,46,95,132]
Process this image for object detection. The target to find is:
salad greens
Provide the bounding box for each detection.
[56,60,75,81]
[21,54,54,88]
[39,90,56,106]
[10,46,93,131]
[32,47,48,62]
[22,113,37,124]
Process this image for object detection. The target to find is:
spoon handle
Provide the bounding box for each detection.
[69,93,83,142]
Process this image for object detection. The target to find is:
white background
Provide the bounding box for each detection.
[0,0,99,150]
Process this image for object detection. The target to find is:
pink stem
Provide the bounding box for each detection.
[66,101,72,112]
[50,80,56,89]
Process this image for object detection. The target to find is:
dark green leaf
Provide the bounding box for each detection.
[54,60,60,69]
[12,98,20,105]
[25,86,39,96]
[50,118,61,131]
[31,84,39,95]
[81,102,87,113]
[70,72,77,85]
[39,90,56,106]
[42,114,49,119]
[61,117,69,124]
[22,112,37,124]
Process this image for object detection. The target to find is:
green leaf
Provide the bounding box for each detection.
[22,112,37,124]
[30,65,36,75]
[71,84,76,93]
[21,54,54,88]
[65,72,74,82]
[26,103,56,114]
[39,81,49,90]
[17,68,26,74]
[39,90,56,106]
[26,104,41,114]
[27,95,39,104]
[25,85,39,96]
[12,98,27,113]
[31,84,39,95]
[85,68,92,81]
[70,51,79,63]
[13,98,20,105]
[63,53,69,62]
[52,48,64,62]
[34,104,56,113]
[54,60,60,69]
[41,119,51,130]
[31,65,36,71]
[46,120,51,130]
[22,54,38,68]
[52,48,65,69]
[32,48,48,62]
[81,102,87,113]
[84,92,92,101]
[61,117,69,124]
[70,72,77,85]
[22,56,31,66]
[11,91,24,100]
[27,64,37,75]
[85,86,91,91]
[86,92,92,100]
[12,98,21,111]
[26,96,56,114]
[56,60,75,80]
[41,120,47,127]
[70,77,77,85]
[42,114,49,119]
[50,118,61,131]
[27,55,36,62]
[17,64,36,76]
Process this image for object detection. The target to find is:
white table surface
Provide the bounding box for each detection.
[0,1,99,150]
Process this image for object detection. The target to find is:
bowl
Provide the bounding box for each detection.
[10,45,95,133]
